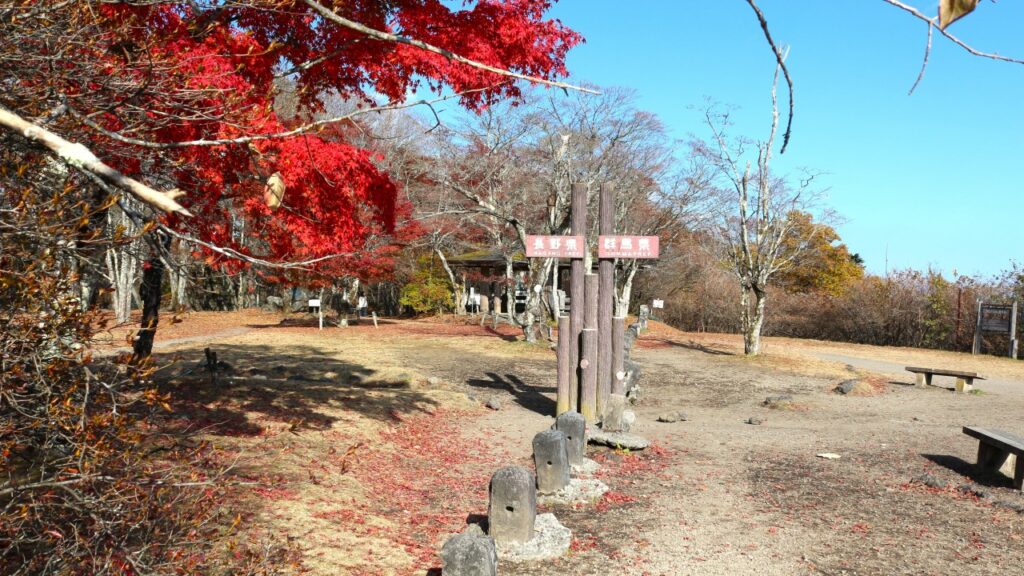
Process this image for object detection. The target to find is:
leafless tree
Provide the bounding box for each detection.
[695,79,823,355]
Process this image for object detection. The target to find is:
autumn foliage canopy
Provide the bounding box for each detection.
[4,0,580,271]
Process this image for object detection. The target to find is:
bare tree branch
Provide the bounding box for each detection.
[882,0,1024,65]
[745,0,794,154]
[909,20,935,95]
[69,88,495,149]
[0,105,192,216]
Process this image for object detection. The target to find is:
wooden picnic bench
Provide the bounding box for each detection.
[906,366,985,393]
[963,426,1024,491]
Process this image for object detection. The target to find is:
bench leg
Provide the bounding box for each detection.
[1015,455,1024,491]
[955,377,972,394]
[915,373,926,387]
[978,442,1010,472]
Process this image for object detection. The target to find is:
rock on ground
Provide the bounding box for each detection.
[440,524,498,576]
[911,473,947,489]
[496,513,571,563]
[656,410,688,423]
[588,430,649,450]
[571,457,600,476]
[537,478,610,506]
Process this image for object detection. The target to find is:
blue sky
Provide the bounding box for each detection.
[538,0,1023,279]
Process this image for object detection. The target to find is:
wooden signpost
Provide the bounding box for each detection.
[973,301,1018,358]
[527,183,661,425]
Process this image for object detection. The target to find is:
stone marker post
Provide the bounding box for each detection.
[555,411,586,466]
[440,524,498,576]
[533,430,570,494]
[488,466,537,545]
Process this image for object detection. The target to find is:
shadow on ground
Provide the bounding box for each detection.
[244,317,398,329]
[151,343,438,437]
[921,453,1018,489]
[643,338,735,356]
[465,372,555,416]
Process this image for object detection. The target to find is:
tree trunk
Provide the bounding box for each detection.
[742,287,767,356]
[616,260,639,318]
[132,240,167,362]
[435,247,465,314]
[168,258,188,310]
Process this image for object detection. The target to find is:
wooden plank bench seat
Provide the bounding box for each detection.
[906,366,985,392]
[963,426,1024,491]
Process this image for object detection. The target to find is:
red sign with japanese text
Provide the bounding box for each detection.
[525,235,586,258]
[597,235,660,259]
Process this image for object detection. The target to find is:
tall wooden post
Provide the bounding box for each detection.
[556,316,572,414]
[597,183,615,419]
[581,273,599,422]
[972,299,983,355]
[1010,301,1018,359]
[612,316,625,395]
[569,183,587,411]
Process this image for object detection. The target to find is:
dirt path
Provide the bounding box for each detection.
[148,315,1024,575]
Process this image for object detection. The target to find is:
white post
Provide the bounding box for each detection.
[372,311,378,328]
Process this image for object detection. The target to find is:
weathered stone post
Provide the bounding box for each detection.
[602,394,627,432]
[440,524,498,576]
[555,411,586,466]
[533,430,570,494]
[488,466,536,545]
[556,316,572,415]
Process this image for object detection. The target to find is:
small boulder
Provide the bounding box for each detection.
[911,473,947,489]
[587,430,649,450]
[746,417,765,426]
[957,483,992,500]
[656,411,688,423]
[440,524,498,576]
[485,398,502,411]
[834,380,859,395]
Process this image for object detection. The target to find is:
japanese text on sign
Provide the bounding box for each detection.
[525,235,586,258]
[597,235,660,259]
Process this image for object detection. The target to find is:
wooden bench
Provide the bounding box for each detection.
[906,366,985,393]
[963,426,1024,491]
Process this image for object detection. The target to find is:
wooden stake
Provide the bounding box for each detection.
[556,316,572,415]
[581,273,599,422]
[580,328,598,423]
[569,183,587,412]
[612,316,625,396]
[597,183,615,418]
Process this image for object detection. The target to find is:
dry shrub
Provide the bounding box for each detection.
[0,154,288,574]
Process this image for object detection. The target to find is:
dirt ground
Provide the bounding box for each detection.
[137,311,1024,575]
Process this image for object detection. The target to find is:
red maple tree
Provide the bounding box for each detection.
[2,0,582,355]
